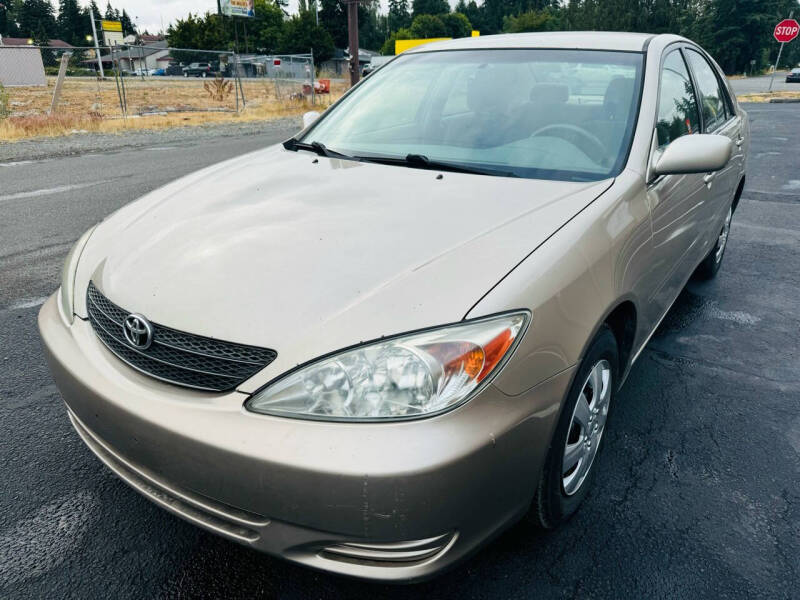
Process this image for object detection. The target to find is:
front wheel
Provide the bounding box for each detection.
[695,205,732,280]
[532,325,618,529]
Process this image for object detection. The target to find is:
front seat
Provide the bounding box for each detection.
[584,77,636,164]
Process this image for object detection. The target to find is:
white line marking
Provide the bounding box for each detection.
[7,296,48,310]
[0,160,35,167]
[0,491,99,586]
[0,180,106,203]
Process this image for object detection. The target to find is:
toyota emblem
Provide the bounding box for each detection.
[123,313,153,349]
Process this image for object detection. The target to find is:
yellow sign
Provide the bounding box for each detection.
[101,20,122,32]
[395,38,452,55]
[471,30,480,37]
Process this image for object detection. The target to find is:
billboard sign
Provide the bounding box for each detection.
[220,0,255,17]
[101,20,124,46]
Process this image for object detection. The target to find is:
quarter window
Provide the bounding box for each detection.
[656,50,700,148]
[685,49,728,131]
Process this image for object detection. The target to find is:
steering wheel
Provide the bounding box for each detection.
[531,124,608,166]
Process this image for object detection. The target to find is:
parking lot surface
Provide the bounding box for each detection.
[728,72,800,95]
[1,104,798,599]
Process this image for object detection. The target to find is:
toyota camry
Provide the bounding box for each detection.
[39,32,748,581]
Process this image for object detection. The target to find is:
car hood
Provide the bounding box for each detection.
[75,146,611,392]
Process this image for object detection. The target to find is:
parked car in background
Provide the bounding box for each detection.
[148,68,166,76]
[786,67,800,83]
[40,31,748,583]
[362,55,392,77]
[165,63,184,76]
[182,62,212,77]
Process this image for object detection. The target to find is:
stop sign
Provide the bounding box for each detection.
[774,19,799,43]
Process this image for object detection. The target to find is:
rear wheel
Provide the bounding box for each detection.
[695,205,732,280]
[532,325,618,529]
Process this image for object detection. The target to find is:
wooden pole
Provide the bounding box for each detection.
[49,51,72,114]
[346,0,359,86]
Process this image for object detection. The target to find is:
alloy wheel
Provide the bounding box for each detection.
[562,360,612,496]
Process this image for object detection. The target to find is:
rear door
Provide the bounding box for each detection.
[645,47,707,324]
[684,48,743,251]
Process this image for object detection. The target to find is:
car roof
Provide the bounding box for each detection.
[406,31,662,54]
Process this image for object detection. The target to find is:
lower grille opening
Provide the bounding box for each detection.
[69,410,269,542]
[320,533,456,567]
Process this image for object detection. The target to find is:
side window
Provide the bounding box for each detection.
[685,49,728,131]
[656,50,700,148]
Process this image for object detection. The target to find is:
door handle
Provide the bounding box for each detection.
[703,172,715,184]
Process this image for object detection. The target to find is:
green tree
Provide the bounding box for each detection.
[57,0,84,45]
[16,0,57,38]
[440,12,472,37]
[380,26,412,55]
[388,0,411,30]
[1,1,20,37]
[103,1,114,21]
[412,0,449,18]
[279,10,334,62]
[319,0,347,47]
[408,13,447,37]
[503,8,559,33]
[120,9,135,36]
[252,0,285,53]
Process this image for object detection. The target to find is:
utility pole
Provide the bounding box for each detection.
[89,9,104,78]
[343,0,360,86]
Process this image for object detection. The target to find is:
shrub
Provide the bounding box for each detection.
[0,83,9,119]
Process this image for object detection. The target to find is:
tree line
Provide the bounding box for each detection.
[0,1,137,47]
[167,0,800,73]
[1,0,798,74]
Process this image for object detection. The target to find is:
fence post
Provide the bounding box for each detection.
[49,51,73,114]
[310,48,315,106]
[235,53,246,109]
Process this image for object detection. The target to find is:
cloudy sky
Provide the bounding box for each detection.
[92,1,397,35]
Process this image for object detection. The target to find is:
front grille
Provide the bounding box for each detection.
[86,282,276,391]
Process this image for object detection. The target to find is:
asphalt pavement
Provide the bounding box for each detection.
[728,71,800,94]
[1,105,798,599]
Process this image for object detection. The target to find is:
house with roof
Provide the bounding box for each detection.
[90,40,172,73]
[0,36,73,48]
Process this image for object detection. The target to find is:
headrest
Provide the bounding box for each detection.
[467,67,514,114]
[604,77,635,120]
[529,83,569,104]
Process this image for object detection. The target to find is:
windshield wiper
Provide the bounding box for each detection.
[282,137,355,160]
[357,153,519,178]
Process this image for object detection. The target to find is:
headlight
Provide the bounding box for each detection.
[58,225,97,324]
[246,312,529,421]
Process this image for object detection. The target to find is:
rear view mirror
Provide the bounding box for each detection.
[302,111,321,129]
[652,134,733,176]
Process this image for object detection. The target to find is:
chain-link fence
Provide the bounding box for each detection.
[0,45,338,137]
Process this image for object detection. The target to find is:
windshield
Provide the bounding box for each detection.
[302,49,643,181]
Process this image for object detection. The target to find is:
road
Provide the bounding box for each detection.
[1,105,798,599]
[729,71,800,94]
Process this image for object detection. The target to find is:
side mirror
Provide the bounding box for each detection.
[652,134,733,176]
[302,111,321,129]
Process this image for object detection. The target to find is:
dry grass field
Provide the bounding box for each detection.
[0,76,347,141]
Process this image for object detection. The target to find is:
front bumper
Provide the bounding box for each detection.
[39,293,573,581]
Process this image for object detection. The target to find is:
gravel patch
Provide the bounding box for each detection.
[0,117,302,163]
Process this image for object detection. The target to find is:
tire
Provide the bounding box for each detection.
[202,72,207,78]
[183,72,188,78]
[695,205,732,280]
[532,325,618,529]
